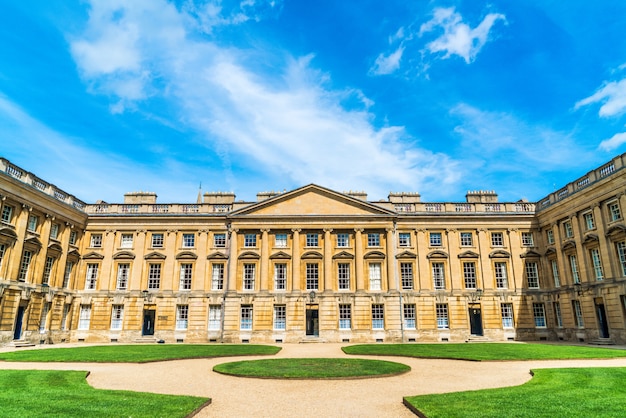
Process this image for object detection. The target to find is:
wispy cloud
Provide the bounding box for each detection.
[599,132,626,151]
[369,46,404,76]
[575,78,626,117]
[66,0,462,199]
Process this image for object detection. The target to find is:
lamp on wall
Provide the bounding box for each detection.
[40,283,50,294]
[308,291,316,303]
[142,289,151,302]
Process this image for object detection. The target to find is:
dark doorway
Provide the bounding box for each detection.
[306,305,319,336]
[13,306,25,340]
[596,303,610,338]
[142,310,155,336]
[469,306,483,336]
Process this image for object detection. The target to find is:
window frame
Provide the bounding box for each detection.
[371,304,384,330]
[78,305,91,330]
[0,205,13,224]
[274,263,286,290]
[608,201,621,222]
[274,233,288,248]
[533,303,546,328]
[339,304,351,329]
[182,233,195,248]
[90,233,102,248]
[460,232,473,247]
[306,233,319,247]
[429,232,442,247]
[490,232,504,247]
[369,262,382,291]
[244,233,257,247]
[179,263,193,290]
[110,305,124,330]
[85,263,99,290]
[436,303,449,329]
[463,261,477,289]
[176,305,189,330]
[583,211,595,230]
[116,263,129,290]
[401,262,414,290]
[525,261,540,289]
[521,232,534,247]
[240,305,253,330]
[338,263,350,290]
[590,248,604,280]
[501,303,514,328]
[213,233,226,248]
[243,263,256,290]
[273,305,286,330]
[403,304,416,329]
[211,263,224,290]
[367,233,380,247]
[148,263,161,289]
[494,262,508,289]
[151,233,164,248]
[208,305,222,330]
[398,232,411,247]
[306,263,319,290]
[120,233,133,248]
[336,233,349,248]
[432,262,445,290]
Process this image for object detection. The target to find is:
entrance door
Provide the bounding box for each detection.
[596,303,610,338]
[142,310,155,336]
[469,306,483,336]
[13,306,25,340]
[306,306,319,336]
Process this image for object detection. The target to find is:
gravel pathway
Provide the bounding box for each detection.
[2,343,626,417]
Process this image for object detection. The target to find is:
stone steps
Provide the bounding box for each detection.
[589,338,615,345]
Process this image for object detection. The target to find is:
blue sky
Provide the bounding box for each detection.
[2,1,626,204]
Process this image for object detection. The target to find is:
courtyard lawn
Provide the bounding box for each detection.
[342,343,626,361]
[0,344,280,363]
[213,358,411,379]
[404,367,626,418]
[0,369,208,418]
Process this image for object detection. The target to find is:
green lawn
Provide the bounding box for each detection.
[405,367,626,418]
[0,370,208,418]
[342,343,626,361]
[0,344,280,363]
[213,358,411,379]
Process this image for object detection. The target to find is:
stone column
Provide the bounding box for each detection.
[227,228,238,292]
[323,228,333,291]
[260,229,270,291]
[291,228,301,291]
[355,228,364,291]
[385,228,397,290]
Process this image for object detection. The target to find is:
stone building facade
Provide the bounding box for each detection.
[1,155,626,344]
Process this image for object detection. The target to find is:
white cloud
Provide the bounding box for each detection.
[419,7,506,64]
[369,46,404,75]
[575,79,626,117]
[599,132,626,151]
[67,0,461,199]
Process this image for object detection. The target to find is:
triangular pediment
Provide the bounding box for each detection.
[458,250,479,259]
[230,184,396,217]
[489,250,511,258]
[144,252,166,260]
[396,250,417,259]
[333,251,354,259]
[207,252,228,260]
[83,251,104,260]
[270,251,291,260]
[113,251,136,260]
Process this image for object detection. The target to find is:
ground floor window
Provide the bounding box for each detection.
[533,303,546,328]
[371,304,384,329]
[39,303,50,333]
[572,300,584,328]
[436,303,449,329]
[500,303,513,328]
[61,304,71,331]
[110,305,124,330]
[403,304,416,329]
[241,305,253,330]
[339,304,351,329]
[553,302,563,328]
[176,305,189,330]
[78,305,91,330]
[274,305,286,330]
[208,305,221,330]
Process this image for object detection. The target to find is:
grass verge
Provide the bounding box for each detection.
[342,343,626,361]
[0,369,208,418]
[0,344,280,363]
[404,367,626,418]
[213,358,410,379]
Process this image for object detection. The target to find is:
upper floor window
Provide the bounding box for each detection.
[369,263,382,291]
[212,263,224,290]
[463,262,477,289]
[569,255,580,284]
[148,263,161,289]
[90,233,102,248]
[608,201,621,222]
[182,233,195,248]
[525,262,539,289]
[27,215,38,232]
[338,263,350,290]
[50,223,60,240]
[1,205,13,224]
[563,221,574,238]
[583,212,595,230]
[401,262,414,290]
[432,262,445,290]
[494,262,508,289]
[69,231,78,245]
[306,263,319,290]
[42,256,55,285]
[491,232,504,247]
[120,233,133,248]
[151,233,164,248]
[521,232,534,246]
[336,233,349,247]
[275,233,287,248]
[179,263,193,290]
[244,233,257,247]
[398,232,411,247]
[546,229,554,245]
[306,233,318,247]
[429,232,442,247]
[243,263,256,290]
[116,263,129,290]
[460,232,473,246]
[274,263,286,290]
[85,263,99,290]
[590,248,604,281]
[367,233,380,247]
[214,233,226,247]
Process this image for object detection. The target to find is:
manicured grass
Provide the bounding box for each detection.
[0,344,280,363]
[0,369,208,418]
[405,367,626,418]
[342,343,626,361]
[213,358,410,379]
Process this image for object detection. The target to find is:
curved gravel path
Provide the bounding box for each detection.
[2,343,626,417]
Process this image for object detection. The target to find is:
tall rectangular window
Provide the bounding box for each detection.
[553,302,563,328]
[151,233,164,248]
[69,231,77,245]
[432,262,445,290]
[63,261,74,288]
[0,243,5,270]
[401,263,414,289]
[240,305,253,330]
[176,305,189,330]
[212,263,224,290]
[501,303,514,328]
[533,303,546,328]
[85,263,98,290]
[339,304,351,329]
[564,221,574,238]
[436,304,449,329]
[491,232,504,247]
[120,233,133,248]
[110,305,124,330]
[463,262,477,289]
[274,263,286,290]
[573,300,584,328]
[182,233,195,248]
[551,260,560,287]
[50,223,59,240]
[546,229,555,245]
[213,233,226,247]
[208,305,221,330]
[521,232,534,246]
[78,305,91,330]
[1,205,13,224]
[243,264,256,290]
[608,201,621,222]
[61,304,71,331]
[460,232,473,246]
[116,263,129,290]
[336,233,349,247]
[338,263,350,290]
[90,233,102,248]
[590,248,604,280]
[367,233,380,247]
[179,263,193,290]
[273,305,286,330]
[525,262,539,289]
[569,255,580,283]
[148,263,161,289]
[494,262,508,289]
[371,304,384,329]
[42,256,55,285]
[244,233,257,247]
[18,250,32,281]
[398,232,411,247]
[275,233,287,248]
[369,263,382,291]
[429,232,442,247]
[306,263,318,290]
[403,304,416,329]
[27,215,38,232]
[39,302,50,332]
[306,233,318,247]
[583,212,595,230]
[617,241,626,276]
